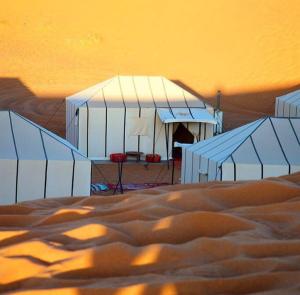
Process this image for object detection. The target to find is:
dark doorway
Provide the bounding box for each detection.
[172,123,194,159]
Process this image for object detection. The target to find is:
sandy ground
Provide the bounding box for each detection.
[0,1,300,134]
[0,173,299,294]
[0,2,300,293]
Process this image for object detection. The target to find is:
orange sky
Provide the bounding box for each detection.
[0,0,299,97]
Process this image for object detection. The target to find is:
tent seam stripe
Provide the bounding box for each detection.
[250,135,264,179]
[39,130,48,199]
[8,111,19,203]
[12,112,85,158]
[288,119,300,145]
[102,88,108,158]
[117,76,127,153]
[161,77,175,118]
[218,117,268,167]
[71,149,75,196]
[269,118,291,174]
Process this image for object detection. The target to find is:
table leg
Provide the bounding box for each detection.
[113,161,124,194]
[119,161,124,193]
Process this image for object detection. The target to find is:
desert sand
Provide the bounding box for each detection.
[0,1,300,134]
[0,174,299,294]
[0,2,300,293]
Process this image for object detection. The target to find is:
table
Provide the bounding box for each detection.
[110,153,127,194]
[126,151,144,162]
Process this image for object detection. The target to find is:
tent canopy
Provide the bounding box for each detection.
[157,107,217,124]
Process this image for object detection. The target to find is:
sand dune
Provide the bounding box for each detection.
[0,174,299,294]
[1,1,300,134]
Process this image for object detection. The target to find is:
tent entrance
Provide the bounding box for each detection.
[172,123,194,159]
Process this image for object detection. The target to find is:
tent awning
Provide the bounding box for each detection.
[157,108,217,124]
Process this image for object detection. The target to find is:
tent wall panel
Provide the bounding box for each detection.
[275,97,284,117]
[0,159,17,204]
[221,160,235,181]
[0,112,17,159]
[199,123,205,141]
[199,173,208,182]
[66,100,78,147]
[78,107,88,157]
[12,113,45,160]
[291,165,300,174]
[235,163,261,181]
[263,164,289,178]
[208,160,218,181]
[86,107,107,159]
[17,160,46,202]
[182,149,193,184]
[199,156,209,174]
[275,90,300,118]
[204,123,214,140]
[46,160,73,198]
[139,108,156,155]
[231,138,260,164]
[72,160,91,196]
[66,99,72,145]
[124,108,140,153]
[290,119,300,141]
[74,106,80,149]
[153,118,173,160]
[180,148,186,184]
[288,103,298,117]
[192,155,201,183]
[106,108,126,155]
[271,118,300,166]
[42,133,73,160]
[251,120,287,166]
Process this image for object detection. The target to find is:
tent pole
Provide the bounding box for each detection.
[171,157,175,184]
[164,124,169,169]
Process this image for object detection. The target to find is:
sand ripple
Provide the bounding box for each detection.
[0,174,299,294]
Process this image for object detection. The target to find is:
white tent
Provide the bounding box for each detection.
[276,89,300,118]
[66,76,223,160]
[181,117,300,183]
[0,110,91,205]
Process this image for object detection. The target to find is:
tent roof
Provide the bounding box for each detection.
[276,89,300,117]
[67,76,212,109]
[0,111,88,161]
[277,89,300,107]
[185,117,300,167]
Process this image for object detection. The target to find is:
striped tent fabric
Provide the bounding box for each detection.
[66,76,223,160]
[181,117,300,184]
[0,110,91,205]
[276,89,300,118]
